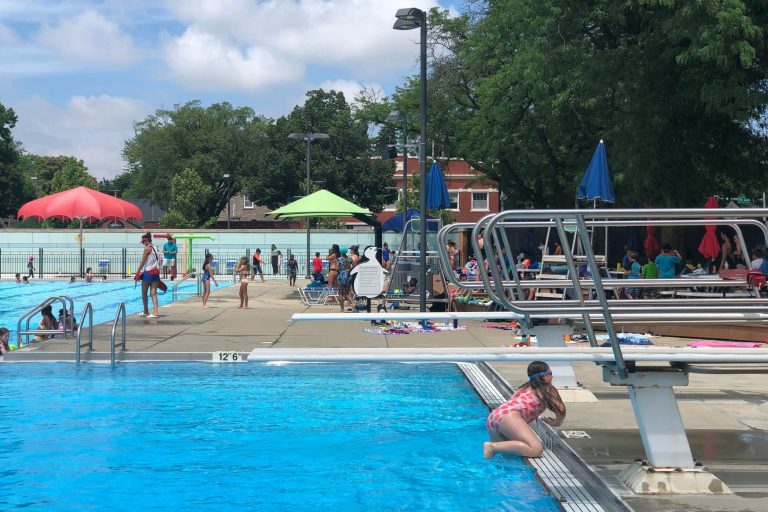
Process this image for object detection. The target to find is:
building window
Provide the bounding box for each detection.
[243,195,254,209]
[449,191,459,210]
[471,192,489,211]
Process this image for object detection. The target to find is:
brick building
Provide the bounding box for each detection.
[218,157,499,230]
[216,194,301,229]
[374,156,500,227]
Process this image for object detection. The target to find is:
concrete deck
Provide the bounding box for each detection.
[9,279,768,511]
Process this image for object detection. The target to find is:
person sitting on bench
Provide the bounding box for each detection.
[403,277,418,295]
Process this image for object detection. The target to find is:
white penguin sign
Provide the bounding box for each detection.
[351,246,386,298]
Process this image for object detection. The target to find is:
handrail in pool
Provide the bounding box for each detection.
[172,270,199,300]
[111,303,126,364]
[75,302,93,363]
[17,295,76,347]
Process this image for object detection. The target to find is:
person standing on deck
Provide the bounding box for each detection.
[270,244,279,275]
[235,256,250,309]
[251,249,265,282]
[201,254,219,308]
[136,232,161,318]
[162,236,178,279]
[655,244,681,279]
[287,254,298,286]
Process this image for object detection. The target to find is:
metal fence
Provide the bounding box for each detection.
[0,248,311,280]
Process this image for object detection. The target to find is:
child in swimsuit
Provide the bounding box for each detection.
[201,254,218,308]
[484,361,566,459]
[235,256,250,308]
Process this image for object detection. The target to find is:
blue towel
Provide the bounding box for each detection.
[601,335,653,347]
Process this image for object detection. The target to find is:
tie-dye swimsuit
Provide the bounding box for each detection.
[487,387,547,434]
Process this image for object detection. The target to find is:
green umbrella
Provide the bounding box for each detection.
[270,190,372,218]
[270,189,379,278]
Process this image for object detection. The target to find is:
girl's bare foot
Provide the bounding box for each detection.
[203,305,210,309]
[483,442,494,459]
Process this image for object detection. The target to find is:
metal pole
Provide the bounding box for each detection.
[227,174,231,229]
[402,114,408,234]
[306,137,312,279]
[418,10,427,312]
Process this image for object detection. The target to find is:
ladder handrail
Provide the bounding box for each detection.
[16,295,76,348]
[172,270,199,300]
[437,208,768,380]
[111,302,126,364]
[75,302,93,363]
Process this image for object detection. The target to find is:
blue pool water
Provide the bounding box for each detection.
[0,279,217,344]
[0,363,559,511]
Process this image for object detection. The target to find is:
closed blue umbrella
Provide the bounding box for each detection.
[426,161,450,209]
[577,140,615,203]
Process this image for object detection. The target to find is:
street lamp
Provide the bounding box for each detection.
[288,132,330,279]
[223,173,231,229]
[394,7,427,312]
[387,110,408,239]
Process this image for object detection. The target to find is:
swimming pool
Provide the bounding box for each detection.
[0,363,559,511]
[0,279,220,344]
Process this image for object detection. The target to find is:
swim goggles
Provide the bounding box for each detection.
[528,370,552,380]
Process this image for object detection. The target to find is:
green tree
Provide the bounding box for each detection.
[21,155,93,196]
[159,168,214,228]
[0,102,32,217]
[123,101,270,223]
[254,89,397,212]
[409,1,768,208]
[49,158,97,192]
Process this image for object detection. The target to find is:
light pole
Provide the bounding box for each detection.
[223,173,231,229]
[289,132,330,279]
[387,110,408,237]
[394,7,427,312]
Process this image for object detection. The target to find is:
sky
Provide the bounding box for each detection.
[0,0,455,179]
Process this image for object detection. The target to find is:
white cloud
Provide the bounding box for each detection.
[34,9,137,65]
[0,22,19,44]
[317,79,384,107]
[12,95,152,179]
[161,0,440,91]
[164,27,302,91]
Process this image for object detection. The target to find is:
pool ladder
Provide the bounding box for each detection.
[172,270,200,300]
[75,302,126,364]
[16,295,76,348]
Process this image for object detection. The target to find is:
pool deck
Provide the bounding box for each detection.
[8,279,768,511]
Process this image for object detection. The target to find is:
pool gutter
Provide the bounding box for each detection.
[459,362,632,512]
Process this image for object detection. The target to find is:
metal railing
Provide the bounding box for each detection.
[0,249,308,280]
[111,303,126,364]
[16,295,76,348]
[172,271,199,300]
[75,302,93,363]
[435,208,768,378]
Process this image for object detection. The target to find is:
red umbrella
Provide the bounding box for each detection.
[18,186,143,222]
[698,196,720,262]
[644,224,660,257]
[18,186,143,276]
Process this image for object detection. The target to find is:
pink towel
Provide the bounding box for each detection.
[688,341,765,348]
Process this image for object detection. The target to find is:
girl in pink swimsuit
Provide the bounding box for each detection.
[484,361,566,459]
